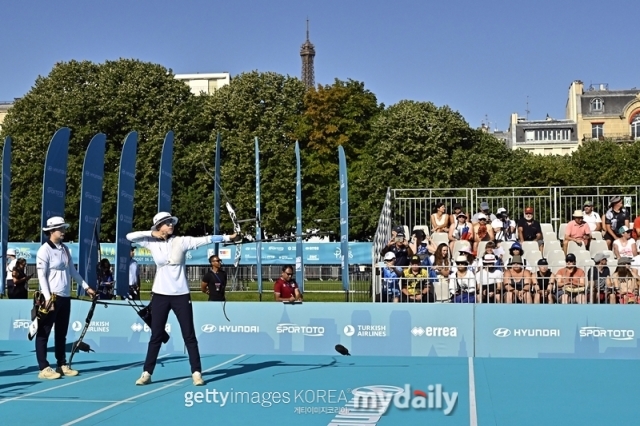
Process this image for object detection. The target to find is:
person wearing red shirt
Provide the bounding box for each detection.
[273,265,302,302]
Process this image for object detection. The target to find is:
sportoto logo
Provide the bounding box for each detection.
[344,325,355,337]
[201,324,216,333]
[276,323,324,337]
[580,326,634,341]
[72,321,83,332]
[13,319,31,329]
[493,328,511,337]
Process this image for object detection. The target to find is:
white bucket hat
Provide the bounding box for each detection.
[43,216,70,232]
[6,248,16,256]
[151,212,178,231]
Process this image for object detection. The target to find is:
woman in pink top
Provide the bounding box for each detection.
[613,226,637,259]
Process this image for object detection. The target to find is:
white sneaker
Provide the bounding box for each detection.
[192,371,204,386]
[38,366,61,380]
[135,371,152,385]
[57,365,79,377]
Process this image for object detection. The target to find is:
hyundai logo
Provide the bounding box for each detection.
[201,324,216,333]
[493,328,511,337]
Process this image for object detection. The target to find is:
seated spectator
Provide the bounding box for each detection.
[472,213,494,254]
[588,253,612,304]
[563,210,591,254]
[449,203,466,226]
[582,201,602,236]
[473,240,503,270]
[502,255,533,304]
[472,202,497,224]
[430,243,452,295]
[533,258,554,304]
[475,254,503,303]
[409,228,436,261]
[613,226,637,259]
[553,253,586,304]
[492,208,517,242]
[430,202,450,234]
[508,242,531,271]
[448,213,473,253]
[449,255,476,303]
[604,196,629,250]
[517,206,544,254]
[379,252,402,303]
[607,257,639,304]
[457,245,477,274]
[381,226,413,266]
[401,255,434,303]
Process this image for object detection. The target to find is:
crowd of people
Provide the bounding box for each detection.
[378,197,639,304]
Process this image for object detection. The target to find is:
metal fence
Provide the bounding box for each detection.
[372,263,634,305]
[392,186,640,233]
[17,264,372,302]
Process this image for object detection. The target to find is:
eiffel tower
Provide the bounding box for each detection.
[300,19,316,89]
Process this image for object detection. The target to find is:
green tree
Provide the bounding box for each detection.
[294,79,383,238]
[0,59,205,241]
[200,71,307,236]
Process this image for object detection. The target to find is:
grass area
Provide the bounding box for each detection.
[16,279,371,303]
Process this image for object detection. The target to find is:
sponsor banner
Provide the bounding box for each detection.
[40,128,70,243]
[475,305,640,359]
[0,301,472,357]
[4,242,374,266]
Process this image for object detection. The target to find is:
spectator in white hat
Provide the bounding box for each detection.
[563,210,591,254]
[449,255,476,303]
[379,251,402,303]
[475,254,503,304]
[127,211,237,387]
[472,213,494,254]
[34,216,96,380]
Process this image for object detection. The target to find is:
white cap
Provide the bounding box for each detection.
[43,216,70,232]
[6,248,16,256]
[384,252,396,261]
[477,213,487,220]
[151,212,178,231]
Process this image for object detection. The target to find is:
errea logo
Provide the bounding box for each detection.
[411,327,457,337]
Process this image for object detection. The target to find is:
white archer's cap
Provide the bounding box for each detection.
[151,212,178,231]
[43,216,70,232]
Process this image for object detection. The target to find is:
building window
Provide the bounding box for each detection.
[632,115,640,140]
[591,98,603,112]
[592,123,604,139]
[527,129,571,142]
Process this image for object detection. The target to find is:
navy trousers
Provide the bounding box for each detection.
[35,296,71,370]
[144,293,201,374]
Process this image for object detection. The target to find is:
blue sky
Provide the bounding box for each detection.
[2,0,639,131]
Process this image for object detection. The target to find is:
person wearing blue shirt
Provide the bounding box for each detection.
[379,252,402,302]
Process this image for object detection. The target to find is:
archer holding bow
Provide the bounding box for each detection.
[126,212,238,386]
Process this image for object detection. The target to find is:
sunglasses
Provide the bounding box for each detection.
[158,219,174,228]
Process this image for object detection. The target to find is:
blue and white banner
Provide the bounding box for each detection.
[475,305,640,359]
[1,137,11,292]
[1,301,473,357]
[295,141,304,292]
[338,146,349,293]
[158,131,173,213]
[255,137,263,295]
[40,128,70,243]
[114,132,138,296]
[213,133,221,254]
[77,133,106,294]
[3,242,374,266]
